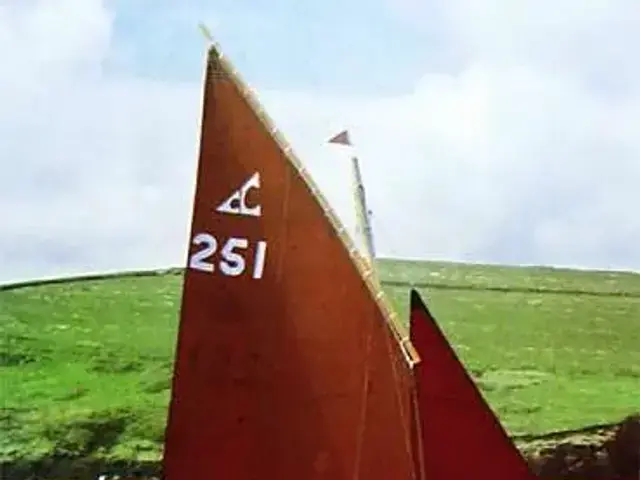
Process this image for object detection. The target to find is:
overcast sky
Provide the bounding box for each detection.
[1,0,639,283]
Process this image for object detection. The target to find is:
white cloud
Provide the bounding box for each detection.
[267,0,640,270]
[0,1,199,281]
[1,0,639,282]
[266,62,640,269]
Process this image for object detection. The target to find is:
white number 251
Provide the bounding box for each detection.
[188,233,267,279]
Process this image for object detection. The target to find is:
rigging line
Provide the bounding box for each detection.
[352,319,373,480]
[410,384,427,480]
[275,168,292,280]
[369,210,404,259]
[386,326,419,480]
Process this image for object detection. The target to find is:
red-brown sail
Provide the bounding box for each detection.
[161,43,420,479]
[409,289,537,479]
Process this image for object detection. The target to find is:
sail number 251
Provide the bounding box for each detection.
[188,233,267,279]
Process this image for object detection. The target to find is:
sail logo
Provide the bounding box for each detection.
[216,172,261,217]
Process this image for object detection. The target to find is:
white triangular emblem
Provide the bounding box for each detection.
[215,172,261,217]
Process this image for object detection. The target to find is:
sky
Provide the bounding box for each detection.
[1,0,639,283]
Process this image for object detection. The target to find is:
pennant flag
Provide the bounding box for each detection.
[328,130,352,146]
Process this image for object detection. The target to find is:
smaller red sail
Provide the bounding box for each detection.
[409,289,537,480]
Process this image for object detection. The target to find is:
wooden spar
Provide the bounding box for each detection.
[351,155,377,266]
[162,38,422,479]
[326,132,379,285]
[197,22,214,43]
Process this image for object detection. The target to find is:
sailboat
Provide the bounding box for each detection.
[161,39,423,479]
[162,29,624,480]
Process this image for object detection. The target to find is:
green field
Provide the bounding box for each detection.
[1,259,639,468]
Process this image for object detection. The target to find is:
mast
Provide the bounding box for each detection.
[327,131,378,278]
[351,154,376,263]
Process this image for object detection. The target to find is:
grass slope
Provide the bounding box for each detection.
[1,260,639,465]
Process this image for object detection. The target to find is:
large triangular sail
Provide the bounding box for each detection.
[162,43,420,479]
[409,289,537,479]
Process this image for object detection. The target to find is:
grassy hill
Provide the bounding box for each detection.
[1,259,639,470]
